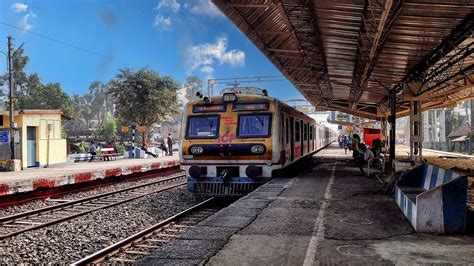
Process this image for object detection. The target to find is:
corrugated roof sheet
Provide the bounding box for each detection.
[213,0,474,119]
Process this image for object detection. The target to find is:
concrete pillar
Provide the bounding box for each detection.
[381,117,388,150]
[389,89,396,167]
[410,100,423,161]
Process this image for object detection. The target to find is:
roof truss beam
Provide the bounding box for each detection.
[349,0,403,109]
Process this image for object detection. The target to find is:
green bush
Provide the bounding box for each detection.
[116,143,126,155]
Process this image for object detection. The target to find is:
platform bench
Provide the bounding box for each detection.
[395,164,468,234]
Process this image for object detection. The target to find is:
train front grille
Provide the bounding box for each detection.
[193,182,261,196]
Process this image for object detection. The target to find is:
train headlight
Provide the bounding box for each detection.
[222,93,237,102]
[250,145,265,154]
[190,146,204,155]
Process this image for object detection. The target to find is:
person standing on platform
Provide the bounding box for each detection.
[88,141,97,162]
[167,133,174,156]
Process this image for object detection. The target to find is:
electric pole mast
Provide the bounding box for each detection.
[7,36,15,160]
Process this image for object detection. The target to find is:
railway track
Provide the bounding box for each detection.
[0,172,186,240]
[72,198,220,265]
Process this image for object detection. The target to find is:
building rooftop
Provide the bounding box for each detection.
[447,121,471,139]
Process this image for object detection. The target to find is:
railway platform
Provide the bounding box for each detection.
[139,144,474,265]
[0,156,179,197]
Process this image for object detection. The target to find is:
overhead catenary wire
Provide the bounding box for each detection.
[0,21,129,66]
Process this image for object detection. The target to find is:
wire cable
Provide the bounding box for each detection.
[0,21,128,65]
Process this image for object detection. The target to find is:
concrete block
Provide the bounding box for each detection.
[6,160,21,172]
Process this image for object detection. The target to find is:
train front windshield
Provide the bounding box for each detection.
[186,115,219,138]
[238,114,271,138]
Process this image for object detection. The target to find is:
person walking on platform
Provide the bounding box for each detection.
[358,144,374,175]
[160,140,167,157]
[88,141,97,162]
[352,134,361,160]
[342,136,348,154]
[167,133,174,156]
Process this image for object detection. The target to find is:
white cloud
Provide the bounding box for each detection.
[18,12,36,31]
[155,0,181,13]
[153,15,172,31]
[200,66,214,74]
[10,2,28,12]
[187,36,245,76]
[189,0,223,17]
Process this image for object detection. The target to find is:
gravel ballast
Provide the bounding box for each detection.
[0,173,183,218]
[0,186,208,264]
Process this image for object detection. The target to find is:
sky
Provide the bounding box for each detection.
[0,0,305,102]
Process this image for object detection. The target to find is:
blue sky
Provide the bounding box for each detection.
[0,0,304,101]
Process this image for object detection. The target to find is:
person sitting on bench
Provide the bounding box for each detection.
[141,142,158,158]
[88,141,97,162]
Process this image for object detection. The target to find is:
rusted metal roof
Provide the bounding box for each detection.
[213,0,474,119]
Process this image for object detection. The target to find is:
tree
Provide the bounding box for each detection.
[96,117,118,142]
[184,76,203,102]
[65,94,88,131]
[0,47,73,116]
[108,68,180,145]
[88,81,113,127]
[16,77,73,117]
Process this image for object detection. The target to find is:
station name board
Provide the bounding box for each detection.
[233,102,269,111]
[193,103,226,113]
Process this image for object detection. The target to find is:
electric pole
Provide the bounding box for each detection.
[7,36,15,160]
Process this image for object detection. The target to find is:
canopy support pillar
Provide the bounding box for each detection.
[389,89,396,168]
[410,100,423,161]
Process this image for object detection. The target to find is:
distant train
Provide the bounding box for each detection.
[362,127,381,148]
[179,88,336,196]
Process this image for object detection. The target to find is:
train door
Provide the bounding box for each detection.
[306,124,311,153]
[300,121,304,157]
[290,117,294,161]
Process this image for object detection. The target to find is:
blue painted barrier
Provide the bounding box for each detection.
[395,164,468,234]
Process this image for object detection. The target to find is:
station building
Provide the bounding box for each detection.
[0,109,68,170]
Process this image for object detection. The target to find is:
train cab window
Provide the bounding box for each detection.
[295,121,300,142]
[0,115,3,127]
[304,124,308,141]
[237,114,271,138]
[186,115,219,139]
[286,118,289,144]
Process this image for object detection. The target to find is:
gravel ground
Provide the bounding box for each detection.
[0,186,208,264]
[0,172,183,218]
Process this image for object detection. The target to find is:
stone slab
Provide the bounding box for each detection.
[176,225,239,240]
[207,235,310,265]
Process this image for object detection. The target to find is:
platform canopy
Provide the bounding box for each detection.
[213,0,474,119]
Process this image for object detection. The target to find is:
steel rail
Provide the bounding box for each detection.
[0,173,186,240]
[72,198,216,265]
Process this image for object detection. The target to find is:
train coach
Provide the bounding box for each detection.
[179,88,335,196]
